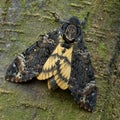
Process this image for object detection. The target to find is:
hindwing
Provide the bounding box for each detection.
[37,36,73,90]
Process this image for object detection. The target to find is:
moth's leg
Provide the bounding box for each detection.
[44,10,67,24]
[79,81,97,112]
[50,11,60,22]
[47,77,58,90]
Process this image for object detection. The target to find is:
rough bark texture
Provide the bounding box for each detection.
[0,0,120,120]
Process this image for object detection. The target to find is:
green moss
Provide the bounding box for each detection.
[0,89,13,94]
[0,0,11,9]
[97,42,107,58]
[0,22,21,26]
[82,1,92,5]
[70,3,84,9]
[20,0,27,8]
[0,48,5,52]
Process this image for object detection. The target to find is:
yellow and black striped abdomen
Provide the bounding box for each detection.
[37,43,73,90]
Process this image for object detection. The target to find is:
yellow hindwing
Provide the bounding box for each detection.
[37,37,73,90]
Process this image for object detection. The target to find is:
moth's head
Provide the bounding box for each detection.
[61,16,81,43]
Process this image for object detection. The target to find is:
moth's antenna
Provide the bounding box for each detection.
[48,12,68,24]
[81,12,89,26]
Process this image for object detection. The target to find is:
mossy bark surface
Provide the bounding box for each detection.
[0,0,120,120]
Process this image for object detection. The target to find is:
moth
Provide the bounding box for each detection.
[5,16,97,112]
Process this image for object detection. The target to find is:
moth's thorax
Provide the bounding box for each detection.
[64,25,77,41]
[59,35,74,49]
[61,19,81,44]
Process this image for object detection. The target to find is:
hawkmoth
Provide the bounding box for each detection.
[5,16,97,112]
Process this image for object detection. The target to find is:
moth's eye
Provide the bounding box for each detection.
[65,25,77,42]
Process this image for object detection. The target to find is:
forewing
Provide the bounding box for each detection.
[5,30,59,82]
[69,40,97,112]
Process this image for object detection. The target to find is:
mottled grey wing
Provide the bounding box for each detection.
[69,39,97,112]
[5,30,59,82]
